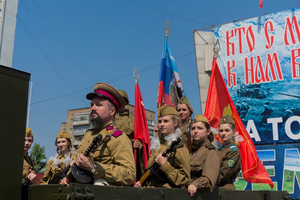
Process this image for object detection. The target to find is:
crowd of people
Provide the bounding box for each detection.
[23,82,241,197]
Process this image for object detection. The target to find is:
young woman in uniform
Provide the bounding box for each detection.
[188,115,220,197]
[217,115,241,190]
[135,105,190,188]
[40,131,76,184]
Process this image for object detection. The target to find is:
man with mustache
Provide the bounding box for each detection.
[62,83,135,186]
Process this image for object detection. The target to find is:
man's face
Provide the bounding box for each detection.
[90,96,116,126]
[24,137,33,152]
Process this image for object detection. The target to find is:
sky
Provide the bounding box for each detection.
[12,0,300,159]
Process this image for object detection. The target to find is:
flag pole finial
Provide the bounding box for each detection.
[213,39,220,59]
[165,19,170,37]
[133,66,139,84]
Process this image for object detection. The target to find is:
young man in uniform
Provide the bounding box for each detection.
[62,83,135,186]
[23,127,37,185]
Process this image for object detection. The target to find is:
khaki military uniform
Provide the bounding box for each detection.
[76,121,136,186]
[40,153,76,184]
[23,154,35,182]
[115,108,146,180]
[190,139,220,192]
[146,138,190,188]
[179,119,192,153]
[217,142,241,190]
[114,109,134,139]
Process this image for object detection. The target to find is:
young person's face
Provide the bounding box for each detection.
[177,104,191,121]
[191,122,209,143]
[219,124,234,144]
[24,137,33,152]
[56,138,70,154]
[158,115,177,136]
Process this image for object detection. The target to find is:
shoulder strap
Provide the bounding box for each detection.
[205,143,216,150]
[102,126,122,143]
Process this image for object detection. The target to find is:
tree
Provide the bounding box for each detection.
[30,143,47,169]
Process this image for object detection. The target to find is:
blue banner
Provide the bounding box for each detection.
[214,8,300,145]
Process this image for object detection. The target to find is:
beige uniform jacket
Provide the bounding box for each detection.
[76,121,136,186]
[115,109,145,180]
[114,109,134,139]
[40,153,76,184]
[217,142,241,190]
[190,139,220,192]
[23,154,35,182]
[179,120,192,153]
[146,138,190,188]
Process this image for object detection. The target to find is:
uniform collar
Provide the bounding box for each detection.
[220,141,235,150]
[191,139,209,152]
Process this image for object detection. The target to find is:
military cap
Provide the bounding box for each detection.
[55,131,70,145]
[193,114,210,125]
[219,115,235,126]
[56,131,70,139]
[178,97,194,114]
[86,83,125,112]
[118,89,129,105]
[25,127,33,138]
[158,105,178,117]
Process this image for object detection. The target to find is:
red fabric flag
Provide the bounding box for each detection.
[134,83,150,172]
[259,0,263,8]
[204,58,274,188]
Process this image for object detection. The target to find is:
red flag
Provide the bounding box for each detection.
[204,58,274,188]
[259,0,263,8]
[134,83,150,173]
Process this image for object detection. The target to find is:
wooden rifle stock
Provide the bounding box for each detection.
[138,137,182,186]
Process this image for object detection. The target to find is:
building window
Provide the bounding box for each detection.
[70,128,73,133]
[147,119,154,126]
[149,129,154,136]
[73,113,89,122]
[74,125,90,132]
[75,135,84,141]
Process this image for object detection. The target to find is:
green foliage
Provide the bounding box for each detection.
[30,143,47,169]
[266,168,274,176]
[284,170,293,182]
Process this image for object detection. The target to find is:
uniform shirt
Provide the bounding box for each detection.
[40,153,76,184]
[76,120,136,186]
[146,137,190,188]
[115,108,145,180]
[217,141,241,190]
[179,119,192,151]
[23,154,35,182]
[114,109,134,139]
[190,139,220,192]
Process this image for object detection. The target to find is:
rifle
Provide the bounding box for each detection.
[22,162,46,186]
[138,137,182,186]
[48,162,71,184]
[71,134,103,184]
